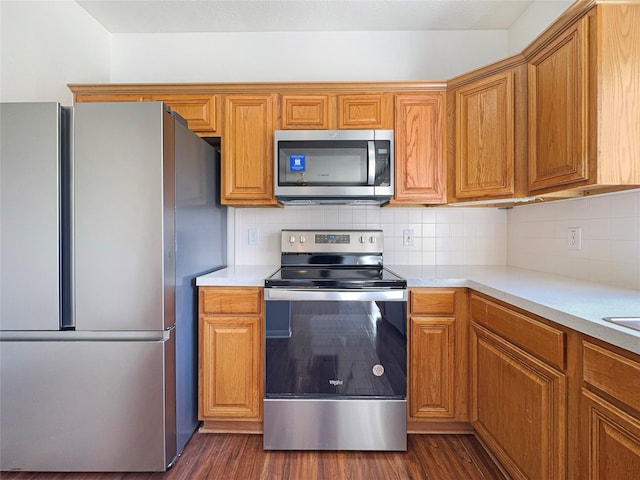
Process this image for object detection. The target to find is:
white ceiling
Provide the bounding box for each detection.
[75,0,566,34]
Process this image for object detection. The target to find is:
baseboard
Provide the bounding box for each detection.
[200,420,263,434]
[407,420,474,434]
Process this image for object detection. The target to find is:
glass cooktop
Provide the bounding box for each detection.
[265,266,406,289]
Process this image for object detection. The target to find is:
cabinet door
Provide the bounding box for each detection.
[581,388,640,480]
[199,315,262,419]
[471,322,567,479]
[410,317,455,418]
[338,94,392,129]
[394,93,446,204]
[222,94,276,205]
[455,71,515,198]
[528,15,591,193]
[147,94,219,135]
[280,94,332,129]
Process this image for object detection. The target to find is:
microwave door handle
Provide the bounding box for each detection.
[367,140,376,185]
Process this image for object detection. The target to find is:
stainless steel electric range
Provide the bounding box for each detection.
[263,229,407,451]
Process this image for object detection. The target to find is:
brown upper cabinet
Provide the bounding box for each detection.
[337,94,393,129]
[73,90,219,136]
[279,92,393,130]
[526,13,591,193]
[221,94,277,206]
[525,4,640,195]
[447,60,528,202]
[280,94,333,129]
[151,94,219,135]
[393,92,447,205]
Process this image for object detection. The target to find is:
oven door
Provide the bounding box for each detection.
[264,288,407,399]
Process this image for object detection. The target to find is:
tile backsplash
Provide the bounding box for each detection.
[232,205,508,266]
[230,189,640,290]
[507,189,640,290]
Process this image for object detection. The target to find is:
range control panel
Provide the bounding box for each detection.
[281,229,384,254]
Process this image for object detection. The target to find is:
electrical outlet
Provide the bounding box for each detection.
[568,227,581,250]
[403,229,414,246]
[248,227,259,245]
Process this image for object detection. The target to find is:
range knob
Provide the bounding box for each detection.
[369,236,377,244]
[289,235,296,244]
[359,235,366,243]
[299,235,306,243]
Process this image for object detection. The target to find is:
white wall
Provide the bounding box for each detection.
[508,190,640,290]
[508,1,573,54]
[111,30,507,82]
[0,0,110,104]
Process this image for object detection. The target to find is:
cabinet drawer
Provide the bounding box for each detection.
[469,294,488,323]
[200,287,263,315]
[583,341,640,412]
[470,294,565,370]
[410,290,455,315]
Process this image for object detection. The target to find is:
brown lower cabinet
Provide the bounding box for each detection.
[470,292,569,479]
[198,287,264,433]
[581,340,640,479]
[471,321,567,479]
[196,285,640,478]
[408,288,470,432]
[471,292,640,479]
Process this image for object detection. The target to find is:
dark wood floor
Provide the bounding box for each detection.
[1,433,507,480]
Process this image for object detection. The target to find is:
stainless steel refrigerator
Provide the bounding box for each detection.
[0,101,227,472]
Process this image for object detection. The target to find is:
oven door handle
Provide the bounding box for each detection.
[264,288,407,302]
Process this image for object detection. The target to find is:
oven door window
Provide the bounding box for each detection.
[265,300,406,399]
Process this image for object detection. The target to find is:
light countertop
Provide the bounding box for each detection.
[196,265,280,287]
[196,265,640,355]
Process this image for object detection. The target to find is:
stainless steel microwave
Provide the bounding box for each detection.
[274,129,394,204]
